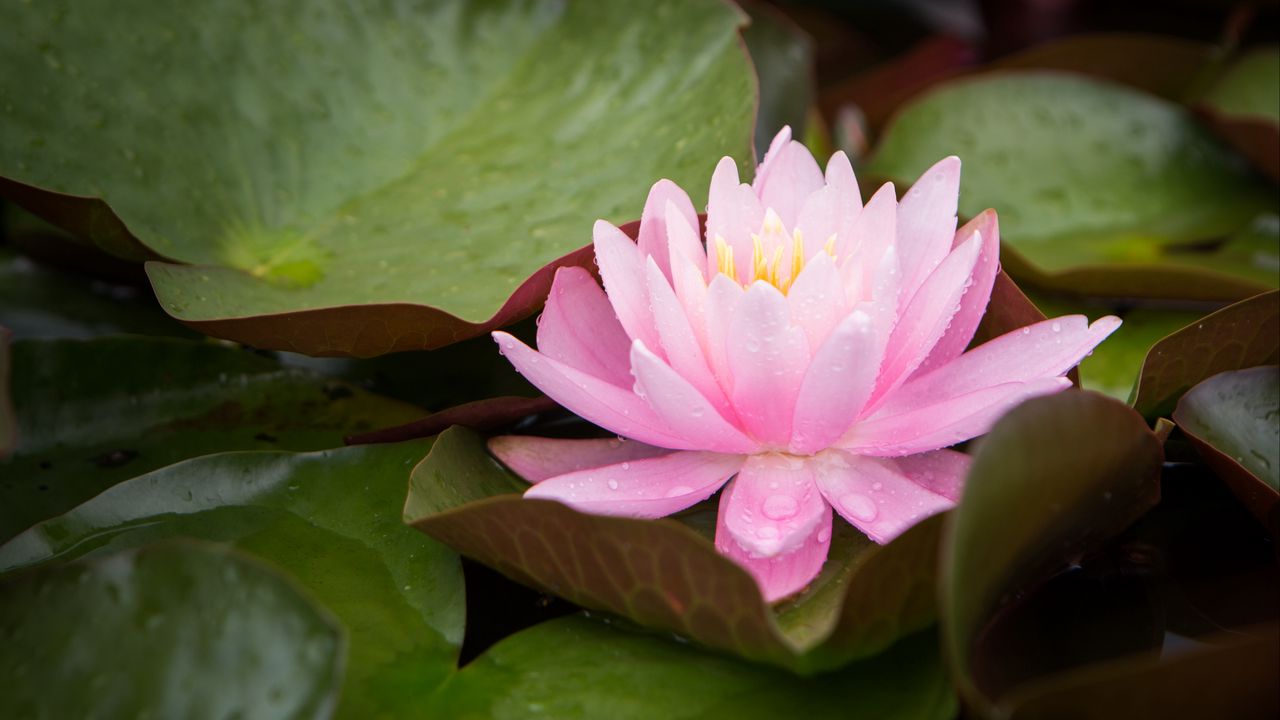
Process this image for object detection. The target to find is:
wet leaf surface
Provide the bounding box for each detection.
[0,541,344,720]
[0,336,422,540]
[1132,290,1279,418]
[405,427,942,673]
[0,0,755,355]
[0,441,463,718]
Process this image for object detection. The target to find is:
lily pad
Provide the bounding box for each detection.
[0,440,463,718]
[993,33,1214,100]
[1,335,423,540]
[0,0,756,356]
[0,540,344,720]
[741,0,814,158]
[867,71,1274,301]
[405,427,942,674]
[1173,366,1279,521]
[940,391,1163,715]
[1131,290,1279,419]
[1198,46,1280,181]
[430,617,956,719]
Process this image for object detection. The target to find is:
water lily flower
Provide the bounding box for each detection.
[491,127,1119,602]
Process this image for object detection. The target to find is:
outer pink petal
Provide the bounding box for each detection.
[715,455,833,602]
[726,282,810,446]
[706,157,764,283]
[644,257,729,413]
[664,202,709,284]
[703,273,745,392]
[838,182,897,293]
[754,126,793,181]
[897,156,960,302]
[881,315,1122,417]
[814,450,963,544]
[493,331,689,449]
[912,210,1001,377]
[593,220,663,357]
[637,180,700,282]
[786,251,845,350]
[790,310,883,455]
[752,138,825,229]
[894,449,971,502]
[526,451,744,519]
[489,436,671,484]
[842,377,1072,456]
[824,151,862,214]
[537,266,633,387]
[630,341,758,454]
[871,230,983,408]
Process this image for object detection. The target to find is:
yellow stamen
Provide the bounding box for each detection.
[790,229,805,288]
[824,234,837,259]
[714,235,736,280]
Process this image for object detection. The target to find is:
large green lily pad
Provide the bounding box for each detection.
[0,0,756,356]
[940,391,1163,715]
[1,335,422,540]
[406,427,942,674]
[1131,290,1279,419]
[867,71,1274,301]
[430,618,956,719]
[0,541,344,720]
[1174,366,1279,521]
[1198,46,1280,181]
[0,440,463,719]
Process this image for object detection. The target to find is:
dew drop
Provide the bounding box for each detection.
[607,479,619,491]
[840,493,878,521]
[762,494,798,520]
[817,527,832,543]
[757,526,779,540]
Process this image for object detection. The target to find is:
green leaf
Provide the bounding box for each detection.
[993,33,1215,101]
[0,327,13,459]
[940,391,1163,715]
[0,248,191,340]
[741,0,814,157]
[0,540,343,720]
[1202,47,1280,123]
[1174,366,1279,521]
[1131,290,1279,419]
[867,71,1274,301]
[1,335,423,540]
[0,441,462,718]
[429,617,956,720]
[0,0,756,356]
[405,427,941,673]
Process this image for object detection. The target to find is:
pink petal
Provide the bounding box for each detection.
[838,182,897,293]
[912,210,1000,377]
[715,454,833,602]
[842,377,1072,456]
[790,310,884,455]
[526,450,744,519]
[814,450,962,544]
[881,315,1121,417]
[703,273,745,391]
[630,340,758,454]
[894,449,971,502]
[489,436,671,483]
[664,202,709,284]
[493,331,689,449]
[638,181,700,281]
[752,139,825,229]
[593,220,663,357]
[897,156,960,302]
[706,157,764,283]
[871,230,983,408]
[824,151,862,214]
[794,151,863,254]
[726,282,810,446]
[755,126,793,181]
[644,257,728,413]
[786,251,845,350]
[536,267,633,387]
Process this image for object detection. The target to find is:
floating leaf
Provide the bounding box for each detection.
[0,541,343,720]
[0,0,756,356]
[868,71,1273,301]
[940,391,1163,715]
[405,427,942,673]
[0,441,461,718]
[430,617,956,719]
[993,33,1214,100]
[1174,366,1279,521]
[1131,290,1279,418]
[1,336,422,540]
[1197,46,1280,180]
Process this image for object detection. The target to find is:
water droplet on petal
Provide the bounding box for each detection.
[757,526,779,540]
[607,479,619,491]
[817,527,832,543]
[762,494,798,520]
[840,493,878,521]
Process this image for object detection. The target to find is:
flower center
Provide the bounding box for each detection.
[711,208,835,294]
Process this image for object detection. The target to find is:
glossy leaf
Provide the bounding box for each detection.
[1198,46,1280,180]
[429,617,956,719]
[0,440,462,718]
[0,541,343,720]
[0,0,756,356]
[405,427,942,673]
[867,71,1273,301]
[1174,366,1279,521]
[1132,290,1279,419]
[940,391,1163,715]
[1,336,422,540]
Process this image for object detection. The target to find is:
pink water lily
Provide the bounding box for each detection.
[491,127,1119,601]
